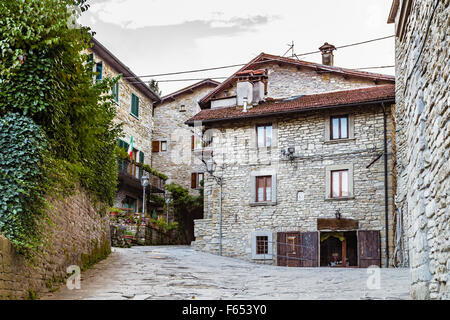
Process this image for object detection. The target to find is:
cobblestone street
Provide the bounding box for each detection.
[43,246,411,300]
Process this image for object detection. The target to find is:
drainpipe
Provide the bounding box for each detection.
[382,102,389,267]
[218,177,223,256]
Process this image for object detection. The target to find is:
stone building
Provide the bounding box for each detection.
[152,79,220,194]
[187,51,397,267]
[89,39,165,213]
[388,0,449,299]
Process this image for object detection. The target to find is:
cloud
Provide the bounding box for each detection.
[87,0,281,29]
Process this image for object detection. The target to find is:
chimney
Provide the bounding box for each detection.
[236,69,267,109]
[319,42,336,66]
[236,78,253,107]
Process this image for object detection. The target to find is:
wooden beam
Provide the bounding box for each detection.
[342,238,347,267]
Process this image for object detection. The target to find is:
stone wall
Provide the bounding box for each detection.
[153,85,217,194]
[89,49,156,208]
[393,0,449,299]
[214,62,392,100]
[194,104,395,267]
[0,188,111,300]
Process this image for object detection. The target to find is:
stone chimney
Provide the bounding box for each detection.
[319,42,336,66]
[236,70,267,109]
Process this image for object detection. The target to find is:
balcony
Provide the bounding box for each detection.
[118,159,165,193]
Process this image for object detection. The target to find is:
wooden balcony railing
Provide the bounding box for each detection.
[118,158,165,193]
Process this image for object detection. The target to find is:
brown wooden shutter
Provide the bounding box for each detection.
[277,232,287,266]
[358,230,381,268]
[191,173,197,189]
[191,135,195,150]
[152,141,160,152]
[299,232,318,267]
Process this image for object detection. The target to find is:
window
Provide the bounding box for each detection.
[256,176,272,202]
[131,93,139,118]
[123,196,137,213]
[112,81,119,103]
[330,115,348,140]
[331,170,349,198]
[256,124,272,148]
[191,172,204,189]
[256,236,269,255]
[160,141,167,152]
[251,231,273,259]
[191,135,195,151]
[179,105,186,112]
[95,61,103,82]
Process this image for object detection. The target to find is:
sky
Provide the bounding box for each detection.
[78,0,395,96]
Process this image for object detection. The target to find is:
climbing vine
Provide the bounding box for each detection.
[0,0,121,253]
[165,183,203,244]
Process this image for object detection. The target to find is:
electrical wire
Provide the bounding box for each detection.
[122,35,395,80]
[126,64,394,84]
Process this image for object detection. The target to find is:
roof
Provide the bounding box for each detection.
[199,53,395,108]
[157,79,220,105]
[186,84,395,125]
[91,38,161,103]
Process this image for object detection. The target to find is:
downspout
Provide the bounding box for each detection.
[382,102,389,267]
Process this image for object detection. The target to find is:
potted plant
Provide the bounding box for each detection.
[124,230,134,244]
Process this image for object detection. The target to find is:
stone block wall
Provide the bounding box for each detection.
[214,62,392,100]
[153,86,216,194]
[0,188,111,300]
[394,0,449,300]
[194,104,395,266]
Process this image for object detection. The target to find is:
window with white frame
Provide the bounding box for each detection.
[325,164,353,199]
[251,231,273,260]
[256,124,272,148]
[330,115,349,140]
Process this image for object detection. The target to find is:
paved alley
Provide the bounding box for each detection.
[43,246,411,300]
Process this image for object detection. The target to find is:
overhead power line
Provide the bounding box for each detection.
[123,34,395,80]
[128,65,394,84]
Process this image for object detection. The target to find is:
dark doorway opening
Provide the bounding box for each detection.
[320,231,357,267]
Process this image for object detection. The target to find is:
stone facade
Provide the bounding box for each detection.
[152,81,219,195]
[389,0,449,299]
[213,62,393,101]
[194,105,395,267]
[193,60,396,267]
[0,188,110,300]
[88,43,160,211]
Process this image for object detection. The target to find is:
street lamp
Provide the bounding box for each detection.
[141,174,149,221]
[203,157,223,256]
[164,192,171,223]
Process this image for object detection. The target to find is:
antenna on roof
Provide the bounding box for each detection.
[282,41,295,57]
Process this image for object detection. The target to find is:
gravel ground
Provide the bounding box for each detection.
[43,245,411,300]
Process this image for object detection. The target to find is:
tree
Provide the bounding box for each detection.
[0,0,122,252]
[148,79,162,96]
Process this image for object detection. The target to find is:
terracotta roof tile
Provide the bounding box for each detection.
[187,84,395,125]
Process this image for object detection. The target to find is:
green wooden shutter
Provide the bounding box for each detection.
[113,82,119,103]
[131,94,139,117]
[96,61,103,82]
[138,151,144,178]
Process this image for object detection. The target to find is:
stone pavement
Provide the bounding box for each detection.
[43,246,411,300]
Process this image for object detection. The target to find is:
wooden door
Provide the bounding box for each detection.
[277,232,318,267]
[358,230,381,267]
[299,232,318,267]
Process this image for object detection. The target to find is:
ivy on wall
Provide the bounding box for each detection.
[0,0,122,252]
[0,114,48,251]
